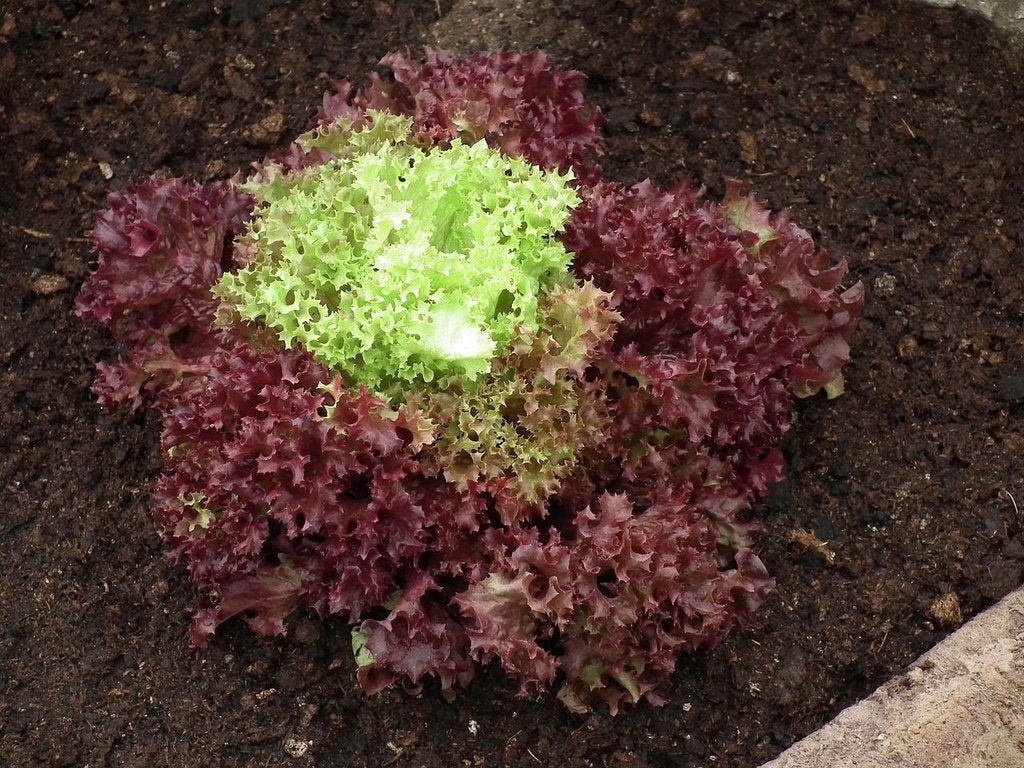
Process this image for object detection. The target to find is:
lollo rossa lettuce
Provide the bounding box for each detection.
[76,48,863,714]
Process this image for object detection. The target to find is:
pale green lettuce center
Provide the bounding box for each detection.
[216,112,580,394]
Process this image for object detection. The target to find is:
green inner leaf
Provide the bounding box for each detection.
[217,111,581,395]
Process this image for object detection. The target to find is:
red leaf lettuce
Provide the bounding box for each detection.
[76,49,863,714]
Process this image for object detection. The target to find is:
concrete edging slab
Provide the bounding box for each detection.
[758,587,1024,768]
[921,0,1024,33]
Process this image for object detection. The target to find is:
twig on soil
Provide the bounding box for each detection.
[13,225,54,239]
[1004,489,1019,517]
[873,628,890,655]
[5,222,90,244]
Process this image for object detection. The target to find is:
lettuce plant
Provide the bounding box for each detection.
[76,49,863,714]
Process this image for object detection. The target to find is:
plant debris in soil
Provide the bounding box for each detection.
[2,1,1024,767]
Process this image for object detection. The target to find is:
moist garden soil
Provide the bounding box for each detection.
[2,1,1024,766]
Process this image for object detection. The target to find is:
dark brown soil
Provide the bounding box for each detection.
[3,1,1024,766]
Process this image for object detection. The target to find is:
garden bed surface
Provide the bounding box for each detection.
[2,1,1024,766]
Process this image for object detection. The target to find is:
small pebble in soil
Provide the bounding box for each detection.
[676,7,701,27]
[30,274,69,296]
[283,737,311,758]
[873,272,897,296]
[243,111,286,147]
[927,593,963,628]
[896,334,919,362]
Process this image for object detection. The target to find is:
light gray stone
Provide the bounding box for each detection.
[922,0,1024,31]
